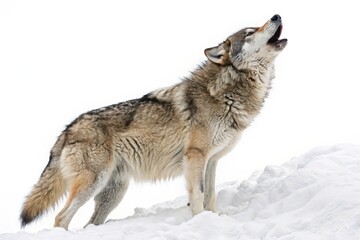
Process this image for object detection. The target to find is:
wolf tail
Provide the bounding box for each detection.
[20,134,67,228]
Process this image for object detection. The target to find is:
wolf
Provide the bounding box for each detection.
[20,14,287,229]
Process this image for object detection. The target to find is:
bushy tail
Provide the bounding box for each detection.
[20,135,67,227]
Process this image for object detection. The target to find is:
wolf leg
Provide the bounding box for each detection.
[54,145,114,229]
[204,159,218,212]
[86,164,130,226]
[54,169,111,229]
[203,139,239,212]
[185,148,208,215]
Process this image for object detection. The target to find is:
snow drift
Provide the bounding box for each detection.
[2,144,360,240]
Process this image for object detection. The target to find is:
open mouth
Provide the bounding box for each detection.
[267,24,283,44]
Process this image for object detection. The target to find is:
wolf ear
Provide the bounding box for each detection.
[204,41,230,65]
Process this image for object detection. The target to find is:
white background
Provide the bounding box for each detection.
[0,0,359,233]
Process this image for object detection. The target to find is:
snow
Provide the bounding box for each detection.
[2,144,360,240]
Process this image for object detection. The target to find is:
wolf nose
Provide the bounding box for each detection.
[271,14,281,21]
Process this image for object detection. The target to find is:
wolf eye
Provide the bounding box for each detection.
[245,31,254,37]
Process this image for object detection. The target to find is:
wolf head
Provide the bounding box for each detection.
[205,14,287,70]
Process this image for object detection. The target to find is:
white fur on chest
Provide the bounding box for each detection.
[209,120,239,157]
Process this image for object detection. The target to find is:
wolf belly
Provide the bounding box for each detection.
[114,131,186,182]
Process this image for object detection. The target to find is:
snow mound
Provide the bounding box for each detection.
[2,144,360,240]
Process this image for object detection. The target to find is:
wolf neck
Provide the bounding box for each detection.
[192,61,274,129]
[193,61,273,97]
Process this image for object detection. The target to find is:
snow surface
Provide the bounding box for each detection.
[2,144,360,240]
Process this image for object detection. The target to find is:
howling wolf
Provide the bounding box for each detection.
[20,14,287,229]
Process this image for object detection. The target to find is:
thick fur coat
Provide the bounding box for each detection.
[20,14,287,229]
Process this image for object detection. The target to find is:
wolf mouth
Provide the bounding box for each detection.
[267,24,282,44]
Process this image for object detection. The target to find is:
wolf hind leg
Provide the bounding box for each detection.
[86,164,130,226]
[54,169,112,229]
[54,145,114,229]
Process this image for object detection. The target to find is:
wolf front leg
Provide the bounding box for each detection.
[203,139,240,212]
[184,148,208,215]
[204,158,218,212]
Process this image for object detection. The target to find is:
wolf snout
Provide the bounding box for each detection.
[271,14,281,22]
